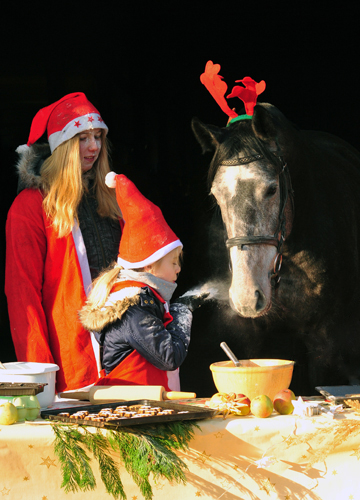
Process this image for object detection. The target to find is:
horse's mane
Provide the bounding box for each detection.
[207,120,282,189]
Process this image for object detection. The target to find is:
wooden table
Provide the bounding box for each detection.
[0,401,359,499]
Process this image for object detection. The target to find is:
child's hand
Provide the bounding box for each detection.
[173,292,210,312]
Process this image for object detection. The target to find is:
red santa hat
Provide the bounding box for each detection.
[105,172,182,269]
[17,92,108,154]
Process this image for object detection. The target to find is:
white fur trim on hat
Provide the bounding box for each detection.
[16,144,30,155]
[48,113,108,153]
[117,240,183,269]
[105,171,117,188]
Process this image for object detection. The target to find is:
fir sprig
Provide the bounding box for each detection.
[82,426,126,498]
[51,420,199,500]
[52,424,96,493]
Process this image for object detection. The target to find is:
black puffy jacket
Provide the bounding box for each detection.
[80,285,192,375]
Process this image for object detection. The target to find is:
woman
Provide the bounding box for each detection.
[5,93,122,393]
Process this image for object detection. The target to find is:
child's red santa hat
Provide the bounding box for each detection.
[17,92,108,154]
[106,172,182,269]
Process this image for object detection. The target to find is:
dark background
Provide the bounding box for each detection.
[1,4,360,384]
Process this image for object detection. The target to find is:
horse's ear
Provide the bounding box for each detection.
[251,104,277,141]
[191,117,224,153]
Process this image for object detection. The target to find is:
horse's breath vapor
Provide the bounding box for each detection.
[180,279,229,302]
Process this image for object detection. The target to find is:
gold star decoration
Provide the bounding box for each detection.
[0,487,10,496]
[196,451,211,464]
[40,456,57,469]
[286,435,298,445]
[131,496,138,500]
[28,444,34,449]
[220,478,232,489]
[259,478,276,495]
[232,463,246,480]
[195,492,202,497]
[349,495,354,500]
[214,431,224,438]
[350,448,360,460]
[153,481,165,491]
[254,426,260,431]
[42,496,48,500]
[331,470,338,476]
[284,495,291,500]
[23,476,30,481]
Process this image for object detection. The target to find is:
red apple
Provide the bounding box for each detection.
[250,395,273,418]
[234,393,251,407]
[273,389,296,415]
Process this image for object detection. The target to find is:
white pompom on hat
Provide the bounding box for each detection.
[107,172,182,269]
[19,92,108,153]
[105,171,117,188]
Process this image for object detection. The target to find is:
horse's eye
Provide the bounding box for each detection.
[266,185,277,197]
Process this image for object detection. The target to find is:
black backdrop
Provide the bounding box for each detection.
[1,3,360,373]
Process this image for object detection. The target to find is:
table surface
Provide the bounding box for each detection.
[1,398,360,500]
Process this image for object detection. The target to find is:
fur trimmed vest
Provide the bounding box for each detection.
[80,280,193,391]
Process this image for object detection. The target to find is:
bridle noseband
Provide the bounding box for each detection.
[222,151,294,287]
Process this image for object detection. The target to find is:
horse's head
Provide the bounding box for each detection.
[192,103,293,318]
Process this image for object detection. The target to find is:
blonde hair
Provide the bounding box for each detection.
[86,262,121,309]
[40,131,120,237]
[85,247,183,309]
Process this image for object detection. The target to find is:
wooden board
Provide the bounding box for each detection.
[0,382,46,396]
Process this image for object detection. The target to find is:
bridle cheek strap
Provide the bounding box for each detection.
[225,156,294,287]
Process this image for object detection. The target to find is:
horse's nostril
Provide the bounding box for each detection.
[255,289,266,312]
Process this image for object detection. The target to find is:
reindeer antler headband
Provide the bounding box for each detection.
[200,61,266,125]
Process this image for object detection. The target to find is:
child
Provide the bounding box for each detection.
[80,173,204,391]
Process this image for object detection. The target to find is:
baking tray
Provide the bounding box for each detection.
[0,382,47,396]
[316,385,360,404]
[41,399,216,428]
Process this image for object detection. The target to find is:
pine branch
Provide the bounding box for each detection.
[52,424,96,493]
[51,420,199,500]
[82,427,126,499]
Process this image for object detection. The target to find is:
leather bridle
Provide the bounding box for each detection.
[221,151,294,286]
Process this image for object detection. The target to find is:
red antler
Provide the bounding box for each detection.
[200,61,238,119]
[227,77,266,116]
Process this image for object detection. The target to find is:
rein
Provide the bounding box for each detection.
[223,151,294,286]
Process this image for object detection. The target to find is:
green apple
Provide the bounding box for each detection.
[12,397,28,421]
[209,393,231,407]
[273,389,296,415]
[0,403,18,425]
[25,395,41,420]
[233,403,251,416]
[250,395,273,418]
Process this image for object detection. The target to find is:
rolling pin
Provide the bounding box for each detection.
[59,385,196,404]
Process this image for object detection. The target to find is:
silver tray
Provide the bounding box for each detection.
[41,399,215,428]
[316,385,360,404]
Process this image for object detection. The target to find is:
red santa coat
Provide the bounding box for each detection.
[5,188,99,393]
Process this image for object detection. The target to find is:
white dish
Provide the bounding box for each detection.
[0,362,59,408]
